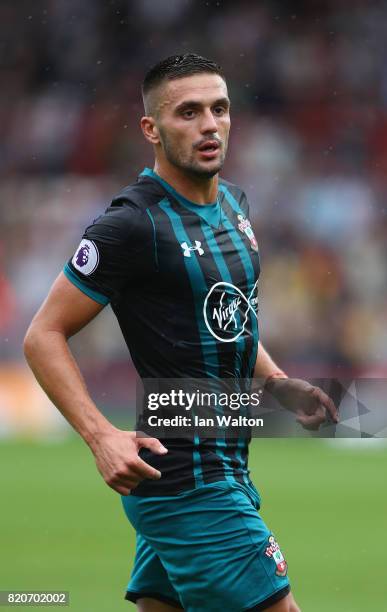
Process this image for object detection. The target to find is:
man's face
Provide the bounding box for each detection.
[151,73,231,179]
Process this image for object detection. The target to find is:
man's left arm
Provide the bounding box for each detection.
[254,343,339,430]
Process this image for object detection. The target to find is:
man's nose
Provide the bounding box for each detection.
[200,110,218,134]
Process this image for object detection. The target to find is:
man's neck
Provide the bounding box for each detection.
[153,160,219,205]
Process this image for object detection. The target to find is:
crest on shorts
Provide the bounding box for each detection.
[265,535,288,576]
[237,214,258,252]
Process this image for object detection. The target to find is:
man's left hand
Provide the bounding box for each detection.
[265,378,339,431]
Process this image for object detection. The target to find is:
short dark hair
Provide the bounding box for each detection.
[142,53,225,110]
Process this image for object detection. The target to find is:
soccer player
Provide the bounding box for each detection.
[24,54,338,612]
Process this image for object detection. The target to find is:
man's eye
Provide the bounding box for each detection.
[182,110,195,119]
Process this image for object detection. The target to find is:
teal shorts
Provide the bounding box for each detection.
[121,481,290,611]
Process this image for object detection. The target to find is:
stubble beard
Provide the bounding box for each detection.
[159,129,227,179]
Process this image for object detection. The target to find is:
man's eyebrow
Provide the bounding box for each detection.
[174,97,230,112]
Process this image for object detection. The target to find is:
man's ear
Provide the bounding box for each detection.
[141,116,160,145]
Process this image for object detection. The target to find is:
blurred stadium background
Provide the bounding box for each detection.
[1,1,386,610]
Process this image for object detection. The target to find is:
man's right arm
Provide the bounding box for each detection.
[23,272,167,495]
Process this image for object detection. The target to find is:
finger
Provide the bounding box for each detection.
[136,434,168,455]
[117,476,141,488]
[319,391,339,423]
[123,460,160,480]
[297,403,326,422]
[109,483,132,496]
[310,387,339,423]
[107,475,140,490]
[296,418,321,431]
[130,457,162,480]
[108,458,161,483]
[296,412,325,431]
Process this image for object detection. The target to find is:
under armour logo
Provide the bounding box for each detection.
[181,241,204,257]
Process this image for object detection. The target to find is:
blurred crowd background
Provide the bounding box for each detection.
[1,0,387,432]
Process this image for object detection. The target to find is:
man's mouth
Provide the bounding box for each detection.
[197,140,220,153]
[197,140,221,160]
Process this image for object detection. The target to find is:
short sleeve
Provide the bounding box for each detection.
[64,199,155,305]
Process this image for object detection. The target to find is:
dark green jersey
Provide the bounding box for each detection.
[65,168,260,495]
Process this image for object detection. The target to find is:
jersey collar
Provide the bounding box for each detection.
[140,167,222,229]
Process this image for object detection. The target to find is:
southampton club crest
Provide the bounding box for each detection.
[237,214,258,252]
[265,535,288,577]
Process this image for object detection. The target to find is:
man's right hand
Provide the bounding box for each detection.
[88,428,168,495]
[23,274,168,497]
